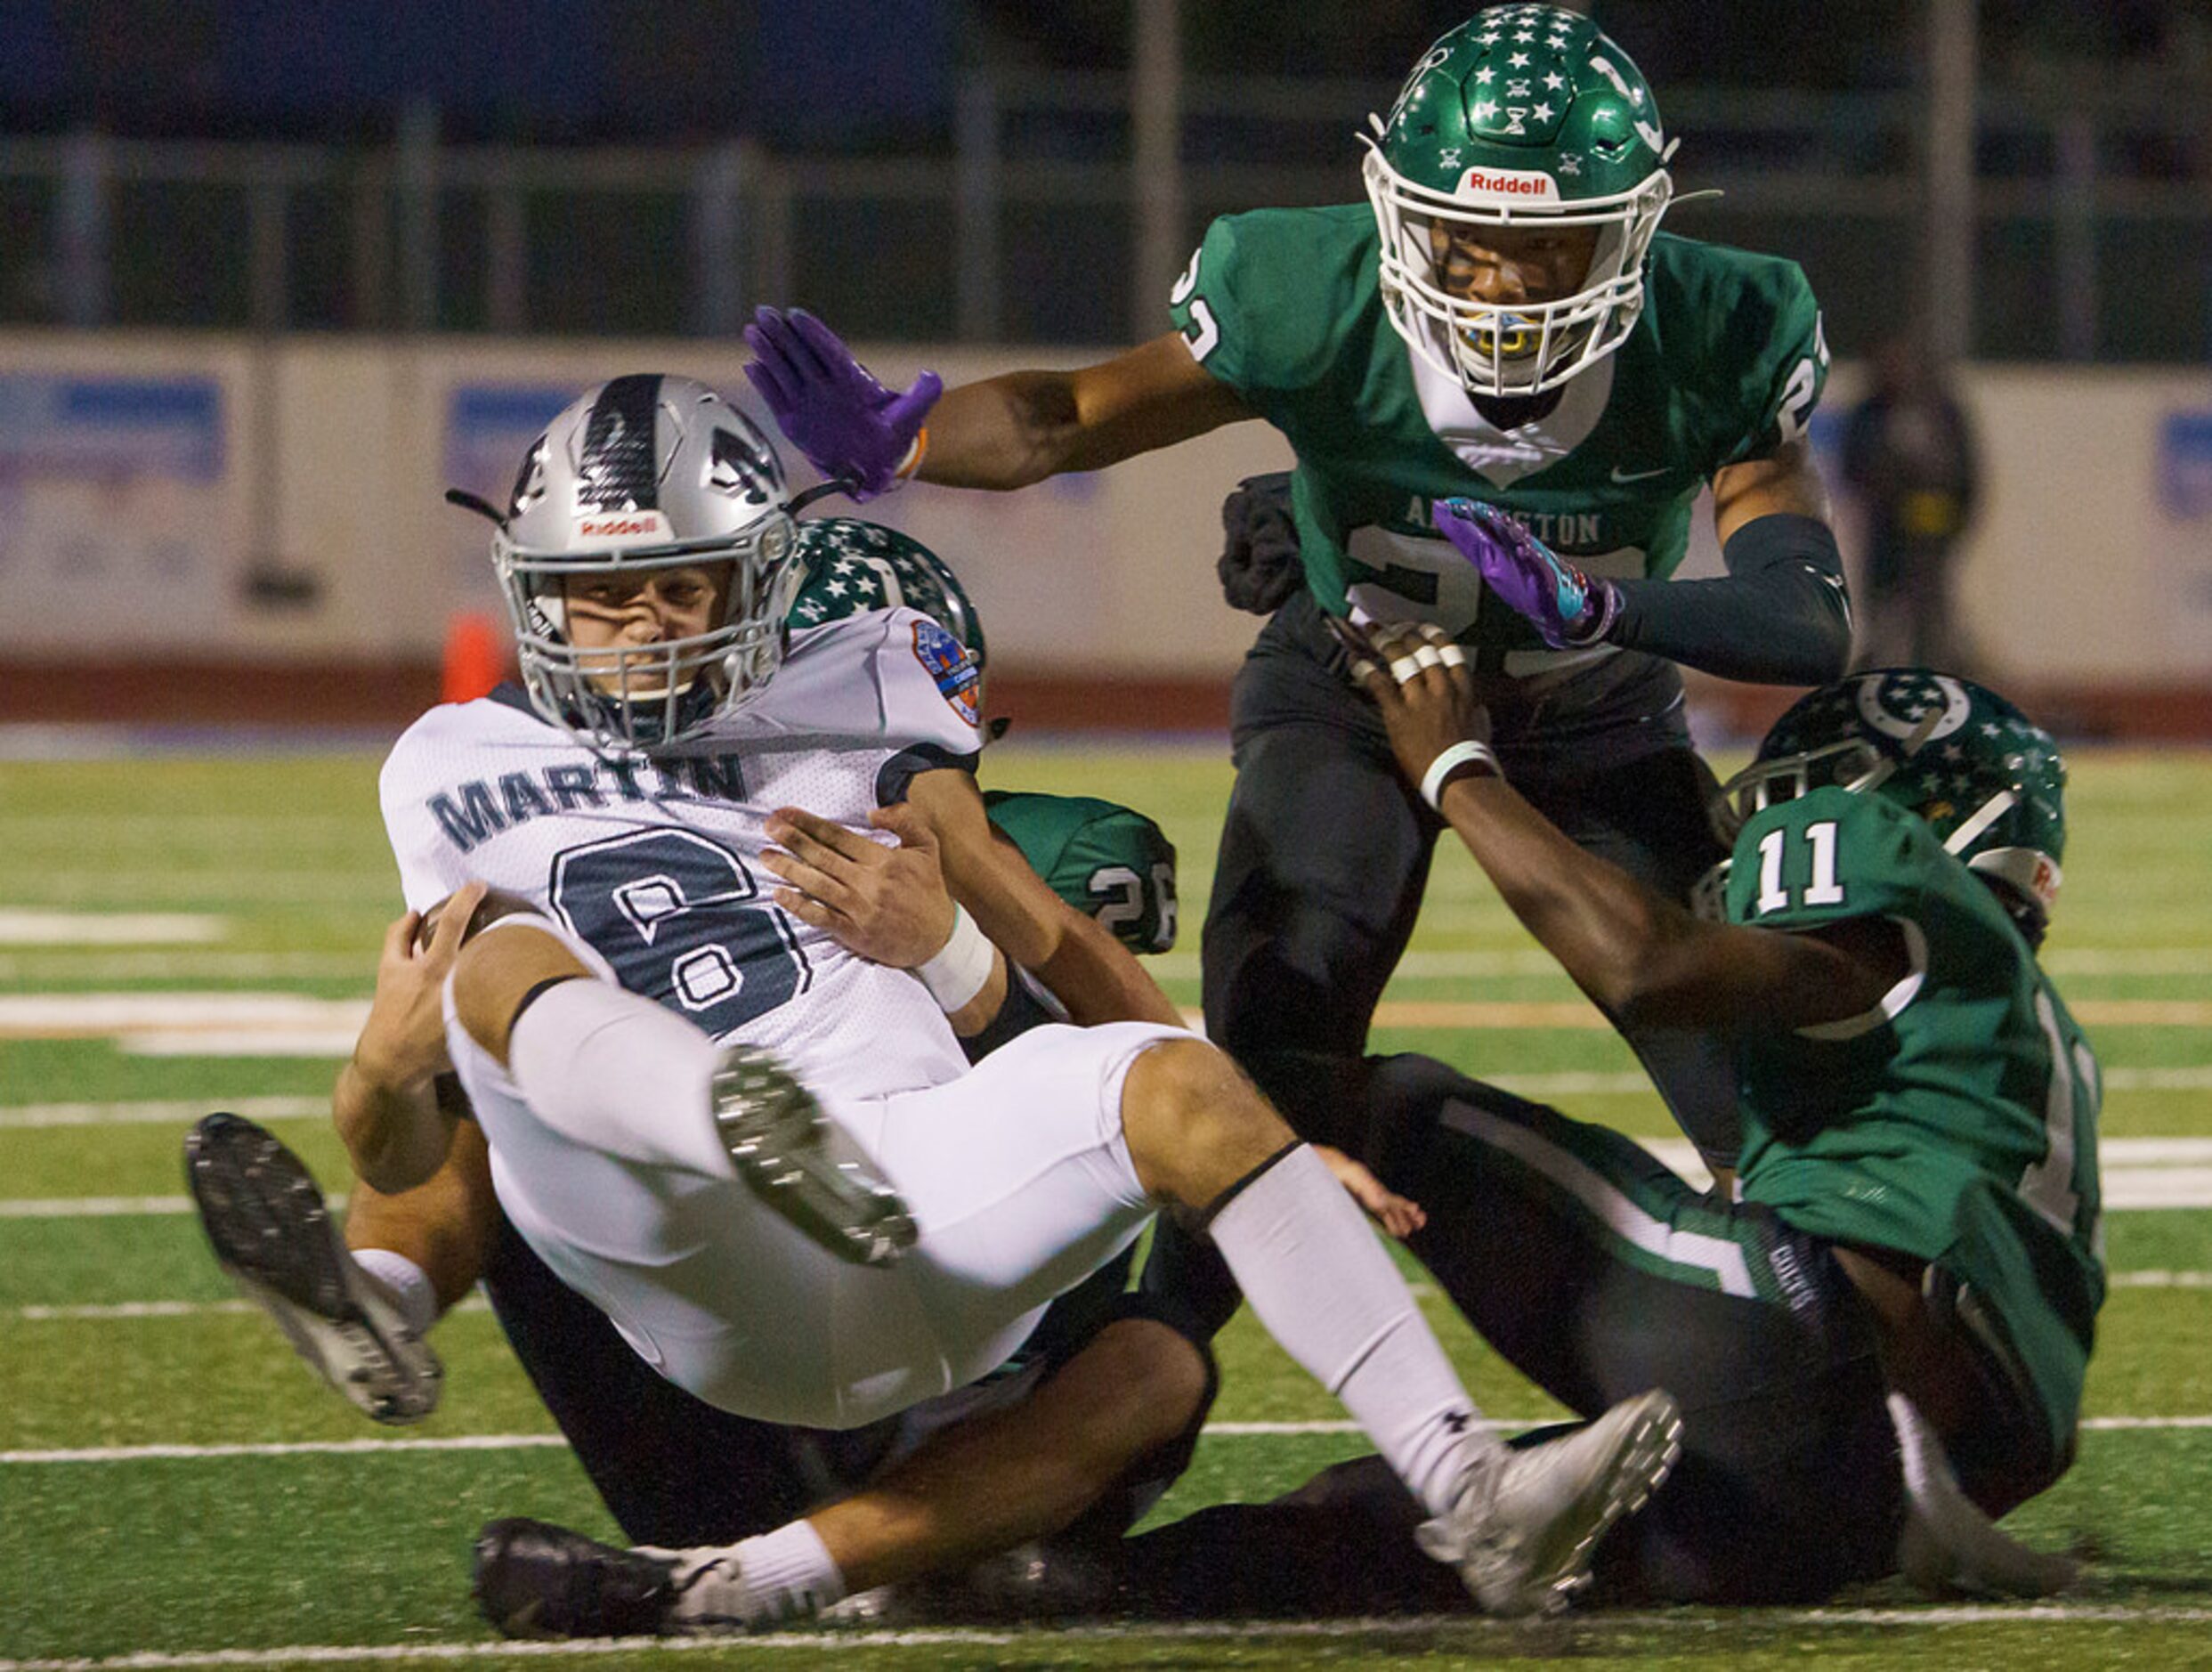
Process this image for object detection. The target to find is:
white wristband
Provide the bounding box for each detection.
[1420,740,1500,809]
[916,903,995,1012]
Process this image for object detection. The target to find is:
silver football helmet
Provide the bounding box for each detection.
[490,374,800,752]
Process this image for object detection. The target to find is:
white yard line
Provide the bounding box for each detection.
[16,1277,2212,1325]
[0,1095,328,1129]
[0,993,370,1033]
[1147,947,2212,982]
[9,1414,2212,1465]
[0,911,228,946]
[14,1295,492,1321]
[11,1139,2212,1216]
[0,1196,202,1218]
[0,951,369,980]
[4,1606,2212,1671]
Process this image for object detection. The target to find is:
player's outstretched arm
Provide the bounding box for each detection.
[919,335,1257,490]
[1338,620,1903,1035]
[744,306,1252,494]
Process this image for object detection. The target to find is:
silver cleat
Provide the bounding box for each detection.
[1419,1387,1683,1618]
[712,1045,918,1268]
[184,1111,443,1424]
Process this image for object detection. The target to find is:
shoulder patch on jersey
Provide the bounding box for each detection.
[911,618,981,728]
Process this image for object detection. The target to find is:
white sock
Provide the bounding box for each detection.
[666,1519,845,1629]
[505,978,729,1176]
[1207,1143,1502,1520]
[351,1247,438,1335]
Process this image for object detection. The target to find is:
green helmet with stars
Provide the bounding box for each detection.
[1362,4,1674,397]
[785,516,986,672]
[1714,670,2068,941]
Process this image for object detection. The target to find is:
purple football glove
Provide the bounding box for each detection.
[741,307,943,501]
[1431,498,1618,649]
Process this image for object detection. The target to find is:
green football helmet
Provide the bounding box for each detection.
[785,517,987,673]
[1713,670,2067,940]
[1363,4,1674,397]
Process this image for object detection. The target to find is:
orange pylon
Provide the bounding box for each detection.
[441,612,509,704]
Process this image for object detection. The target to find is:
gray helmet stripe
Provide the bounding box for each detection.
[575,373,665,513]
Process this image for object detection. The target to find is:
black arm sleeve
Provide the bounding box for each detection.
[1603,512,1852,686]
[959,963,1068,1064]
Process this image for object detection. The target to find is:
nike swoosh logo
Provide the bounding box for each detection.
[1610,466,1667,483]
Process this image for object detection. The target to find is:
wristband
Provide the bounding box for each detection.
[916,902,994,1011]
[1420,740,1501,809]
[894,426,929,483]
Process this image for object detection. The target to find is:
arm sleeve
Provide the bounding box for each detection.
[1605,512,1853,686]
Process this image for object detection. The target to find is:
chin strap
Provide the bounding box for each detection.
[1887,1392,2079,1597]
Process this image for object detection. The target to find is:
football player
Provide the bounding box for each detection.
[1111,637,2094,1609]
[203,372,1683,1635]
[739,4,1851,1184]
[187,532,1204,1579]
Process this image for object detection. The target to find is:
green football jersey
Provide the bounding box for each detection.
[981,789,1179,954]
[1167,210,1827,670]
[1725,786,2104,1455]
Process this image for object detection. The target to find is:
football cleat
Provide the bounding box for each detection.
[476,1519,815,1636]
[712,1044,917,1268]
[183,1111,442,1424]
[1417,1387,1682,1618]
[474,1518,685,1638]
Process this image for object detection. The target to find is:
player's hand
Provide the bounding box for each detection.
[761,804,959,968]
[1313,1144,1426,1239]
[1430,498,1617,649]
[352,880,487,1092]
[741,307,942,500]
[1332,617,1494,794]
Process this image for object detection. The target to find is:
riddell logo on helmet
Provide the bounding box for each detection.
[1459,166,1560,201]
[577,511,672,542]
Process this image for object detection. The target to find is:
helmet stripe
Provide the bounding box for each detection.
[575,373,665,514]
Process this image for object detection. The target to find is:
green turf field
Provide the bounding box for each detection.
[2,742,2209,1669]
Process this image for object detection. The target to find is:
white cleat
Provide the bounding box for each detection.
[184,1112,442,1424]
[1418,1387,1683,1619]
[712,1045,918,1268]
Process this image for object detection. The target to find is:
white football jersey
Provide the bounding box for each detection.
[380,607,987,1106]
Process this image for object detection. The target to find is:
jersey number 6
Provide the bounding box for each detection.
[551,828,811,1038]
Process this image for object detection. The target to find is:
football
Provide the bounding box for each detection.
[413,886,542,954]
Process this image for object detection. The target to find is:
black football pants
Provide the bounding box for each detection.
[1199,592,1736,1165]
[1122,1059,2053,1610]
